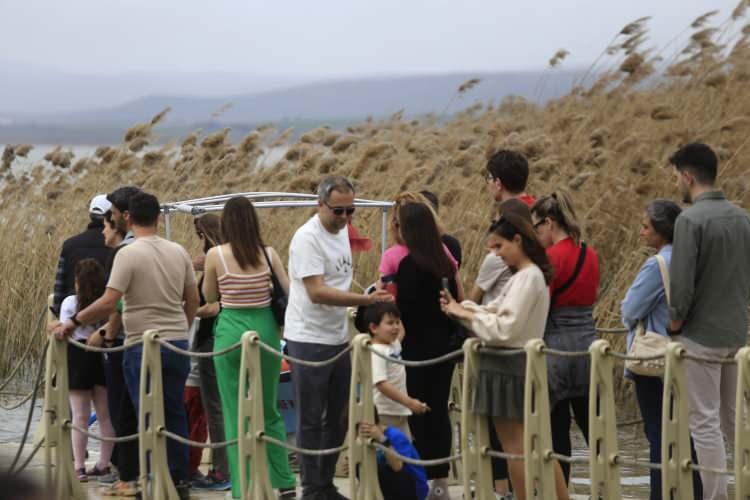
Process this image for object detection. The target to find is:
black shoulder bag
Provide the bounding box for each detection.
[551,242,588,304]
[263,248,288,326]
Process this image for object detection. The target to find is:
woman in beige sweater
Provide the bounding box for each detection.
[440,210,569,500]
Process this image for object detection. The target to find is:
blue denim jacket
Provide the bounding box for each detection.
[621,245,672,354]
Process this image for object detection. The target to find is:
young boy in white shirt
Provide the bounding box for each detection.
[366,302,430,439]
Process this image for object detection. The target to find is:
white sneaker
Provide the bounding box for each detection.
[427,478,450,500]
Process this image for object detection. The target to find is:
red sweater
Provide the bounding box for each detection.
[547,238,599,308]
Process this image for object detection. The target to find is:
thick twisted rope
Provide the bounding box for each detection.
[154,337,242,357]
[63,421,139,443]
[476,346,525,357]
[159,429,238,449]
[256,340,354,368]
[261,434,348,456]
[483,448,524,461]
[540,347,590,358]
[7,340,47,474]
[0,380,43,411]
[0,307,47,392]
[370,441,461,466]
[67,337,143,353]
[367,345,465,367]
[614,456,663,471]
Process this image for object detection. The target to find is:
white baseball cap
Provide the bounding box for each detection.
[89,194,112,216]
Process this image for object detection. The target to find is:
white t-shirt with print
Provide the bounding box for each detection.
[371,340,411,417]
[60,295,98,341]
[284,215,353,345]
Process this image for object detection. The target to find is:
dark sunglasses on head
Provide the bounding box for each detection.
[325,203,356,216]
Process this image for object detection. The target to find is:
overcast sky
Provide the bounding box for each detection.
[1,0,741,78]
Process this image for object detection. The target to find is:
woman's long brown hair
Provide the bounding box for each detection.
[195,213,223,253]
[389,191,445,245]
[221,197,265,269]
[75,258,106,312]
[398,202,455,279]
[490,212,554,284]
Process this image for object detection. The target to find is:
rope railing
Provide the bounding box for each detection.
[614,456,663,471]
[67,337,143,353]
[483,448,525,461]
[370,440,461,466]
[158,429,238,449]
[260,434,348,457]
[367,343,465,366]
[154,337,242,358]
[62,420,139,444]
[476,346,525,357]
[39,325,750,500]
[540,346,590,358]
[255,338,354,367]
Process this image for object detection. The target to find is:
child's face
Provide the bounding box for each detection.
[370,314,401,343]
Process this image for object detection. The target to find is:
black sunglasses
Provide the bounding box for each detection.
[325,203,356,216]
[533,219,546,229]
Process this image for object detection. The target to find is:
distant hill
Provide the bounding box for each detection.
[0,69,581,144]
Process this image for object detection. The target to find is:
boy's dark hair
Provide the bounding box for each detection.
[486,149,529,193]
[419,190,439,212]
[107,186,142,212]
[362,302,401,335]
[128,192,161,226]
[669,142,717,185]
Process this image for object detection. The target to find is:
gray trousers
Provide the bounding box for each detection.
[286,340,351,495]
[681,336,737,500]
[195,335,229,477]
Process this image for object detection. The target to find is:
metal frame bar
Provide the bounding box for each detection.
[160,191,393,253]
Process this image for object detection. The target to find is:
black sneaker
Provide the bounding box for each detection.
[176,481,190,500]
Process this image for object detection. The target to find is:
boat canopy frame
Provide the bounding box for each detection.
[161,192,394,254]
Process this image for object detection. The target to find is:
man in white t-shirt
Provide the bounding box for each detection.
[285,176,392,500]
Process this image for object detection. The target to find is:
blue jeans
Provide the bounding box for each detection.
[123,340,190,483]
[633,374,703,500]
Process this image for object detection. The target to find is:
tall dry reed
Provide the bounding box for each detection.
[2,8,750,398]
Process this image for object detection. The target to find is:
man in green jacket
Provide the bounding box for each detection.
[668,142,750,500]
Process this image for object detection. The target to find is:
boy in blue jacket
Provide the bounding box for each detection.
[360,413,429,500]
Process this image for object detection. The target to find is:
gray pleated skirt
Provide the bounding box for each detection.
[472,349,526,420]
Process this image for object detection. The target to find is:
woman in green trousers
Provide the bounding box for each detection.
[203,196,296,499]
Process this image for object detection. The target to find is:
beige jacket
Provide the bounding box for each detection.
[460,264,550,348]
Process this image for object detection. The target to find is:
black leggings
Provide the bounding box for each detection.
[406,363,454,479]
[550,396,589,483]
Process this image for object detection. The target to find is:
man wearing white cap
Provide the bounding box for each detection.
[51,194,114,317]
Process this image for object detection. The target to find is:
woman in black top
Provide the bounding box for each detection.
[379,200,464,499]
[191,214,231,486]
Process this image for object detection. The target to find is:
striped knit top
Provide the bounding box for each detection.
[217,246,272,309]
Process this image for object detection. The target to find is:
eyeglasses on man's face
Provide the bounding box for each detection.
[484,172,495,182]
[533,219,546,230]
[324,203,356,216]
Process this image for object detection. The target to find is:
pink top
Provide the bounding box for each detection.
[379,243,458,277]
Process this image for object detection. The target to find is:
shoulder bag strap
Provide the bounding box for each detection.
[552,242,588,299]
[654,254,670,306]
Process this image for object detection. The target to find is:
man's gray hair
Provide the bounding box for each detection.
[317,176,355,203]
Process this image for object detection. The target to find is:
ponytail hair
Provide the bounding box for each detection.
[531,190,582,244]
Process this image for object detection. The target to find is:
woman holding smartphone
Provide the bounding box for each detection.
[379,199,463,500]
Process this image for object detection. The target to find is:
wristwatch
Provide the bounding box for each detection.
[71,313,82,327]
[380,437,392,448]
